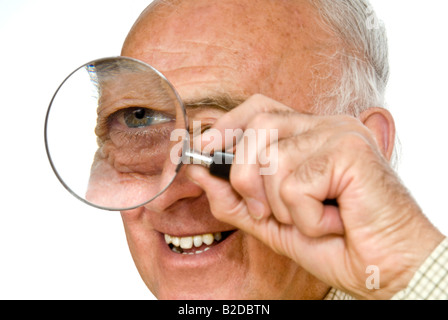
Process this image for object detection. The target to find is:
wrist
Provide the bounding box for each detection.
[362,214,444,300]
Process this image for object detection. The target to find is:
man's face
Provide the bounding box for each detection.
[120,0,338,299]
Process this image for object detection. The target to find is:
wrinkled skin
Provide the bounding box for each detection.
[116,0,444,299]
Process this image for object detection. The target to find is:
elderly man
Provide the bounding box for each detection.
[118,0,447,299]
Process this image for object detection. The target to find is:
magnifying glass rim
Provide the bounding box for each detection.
[44,56,188,211]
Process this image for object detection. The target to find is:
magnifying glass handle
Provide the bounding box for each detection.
[209,151,234,180]
[184,151,234,180]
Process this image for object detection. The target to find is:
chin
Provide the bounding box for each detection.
[155,288,245,300]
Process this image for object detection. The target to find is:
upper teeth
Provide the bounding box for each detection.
[165,232,222,250]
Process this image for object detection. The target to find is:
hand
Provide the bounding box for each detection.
[186,94,444,299]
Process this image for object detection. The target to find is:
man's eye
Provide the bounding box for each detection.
[123,107,173,128]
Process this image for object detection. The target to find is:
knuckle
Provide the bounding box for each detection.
[247,93,268,105]
[229,164,256,195]
[281,132,318,153]
[339,131,374,155]
[295,153,330,184]
[273,210,294,225]
[279,176,300,206]
[247,112,273,130]
[245,94,291,115]
[229,167,245,190]
[334,114,361,127]
[300,224,324,238]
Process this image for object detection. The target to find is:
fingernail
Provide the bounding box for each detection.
[246,198,265,220]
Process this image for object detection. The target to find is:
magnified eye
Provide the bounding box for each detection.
[101,106,176,148]
[122,107,173,128]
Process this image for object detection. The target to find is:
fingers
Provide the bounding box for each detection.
[280,151,345,237]
[185,164,242,216]
[191,94,377,238]
[193,96,325,222]
[227,114,332,224]
[200,94,323,151]
[186,160,347,280]
[184,94,438,299]
[208,94,293,138]
[185,164,264,232]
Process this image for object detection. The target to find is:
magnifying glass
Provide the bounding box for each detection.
[45,56,233,211]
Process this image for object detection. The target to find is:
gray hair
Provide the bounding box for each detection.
[142,0,389,117]
[308,0,399,167]
[131,0,398,164]
[308,0,389,117]
[86,57,152,89]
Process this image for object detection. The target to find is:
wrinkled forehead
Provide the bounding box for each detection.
[127,1,306,43]
[123,0,318,71]
[122,0,336,108]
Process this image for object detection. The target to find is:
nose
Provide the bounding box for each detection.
[143,164,204,213]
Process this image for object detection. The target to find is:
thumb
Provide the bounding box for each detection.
[185,164,261,232]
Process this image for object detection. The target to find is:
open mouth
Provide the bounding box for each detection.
[164,230,236,255]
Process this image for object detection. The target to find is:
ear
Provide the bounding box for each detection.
[359,107,396,161]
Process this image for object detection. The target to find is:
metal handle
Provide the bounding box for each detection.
[184,150,234,180]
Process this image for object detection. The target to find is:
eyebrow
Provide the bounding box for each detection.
[183,95,246,112]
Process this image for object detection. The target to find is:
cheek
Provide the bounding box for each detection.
[104,123,175,174]
[242,235,303,297]
[120,211,162,293]
[85,150,167,209]
[100,141,169,175]
[244,235,331,299]
[85,127,180,208]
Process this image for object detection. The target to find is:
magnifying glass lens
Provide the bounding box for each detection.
[45,57,187,210]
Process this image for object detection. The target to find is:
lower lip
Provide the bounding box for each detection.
[156,230,239,269]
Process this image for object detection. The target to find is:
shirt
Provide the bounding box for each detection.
[324,237,448,300]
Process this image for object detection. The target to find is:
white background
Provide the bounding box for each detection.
[0,0,447,299]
